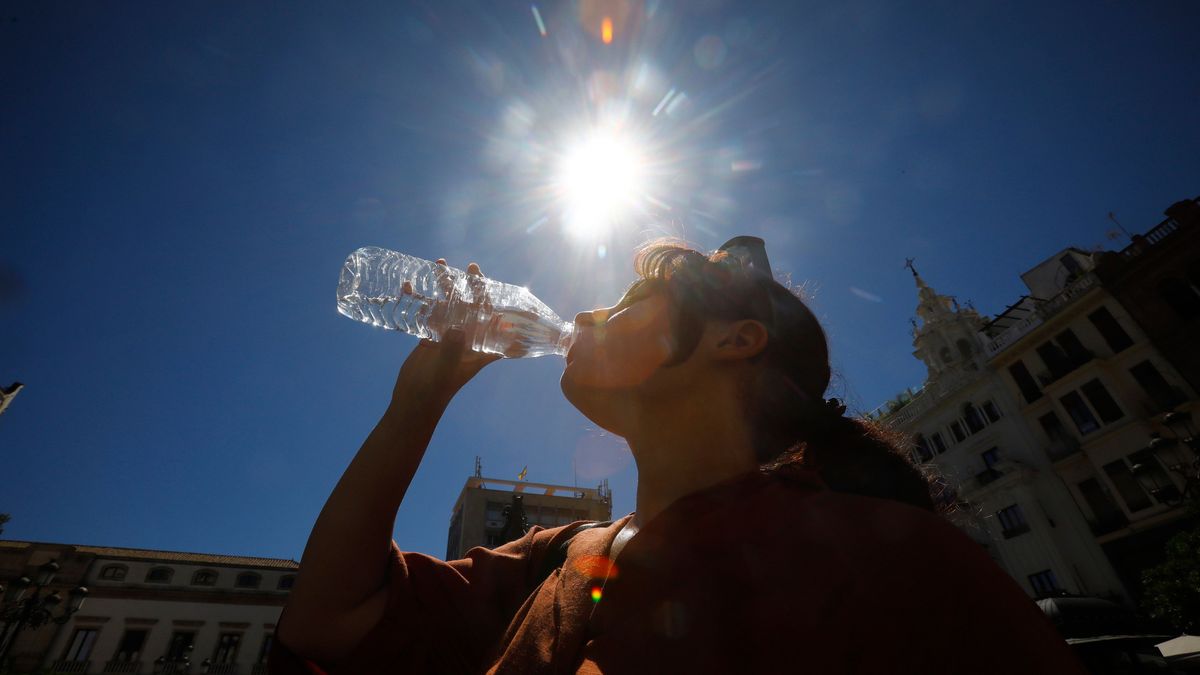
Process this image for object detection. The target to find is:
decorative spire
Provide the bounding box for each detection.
[904,257,918,277]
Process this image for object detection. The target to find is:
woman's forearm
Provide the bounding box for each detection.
[281,394,448,647]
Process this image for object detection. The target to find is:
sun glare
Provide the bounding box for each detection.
[557,130,647,240]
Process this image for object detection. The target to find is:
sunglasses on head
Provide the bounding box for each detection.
[718,236,773,279]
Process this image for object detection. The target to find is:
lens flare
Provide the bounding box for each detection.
[601,17,613,44]
[556,129,647,240]
[591,585,603,602]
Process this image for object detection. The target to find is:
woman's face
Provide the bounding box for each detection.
[560,279,682,432]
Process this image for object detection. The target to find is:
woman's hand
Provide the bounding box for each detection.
[389,260,502,409]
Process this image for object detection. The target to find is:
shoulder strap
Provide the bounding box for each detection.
[534,520,614,587]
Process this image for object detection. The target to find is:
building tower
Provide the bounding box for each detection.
[907,260,987,384]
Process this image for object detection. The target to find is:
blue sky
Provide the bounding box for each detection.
[3,1,1198,561]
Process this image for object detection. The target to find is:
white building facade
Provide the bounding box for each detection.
[1,540,296,675]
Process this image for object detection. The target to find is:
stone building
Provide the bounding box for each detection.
[445,463,612,560]
[872,197,1200,604]
[1,540,296,675]
[872,267,1128,601]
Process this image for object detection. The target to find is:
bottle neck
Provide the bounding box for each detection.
[555,322,576,357]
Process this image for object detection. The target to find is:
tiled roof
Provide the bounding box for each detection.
[0,540,299,570]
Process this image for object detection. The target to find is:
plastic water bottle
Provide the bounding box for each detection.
[336,246,575,358]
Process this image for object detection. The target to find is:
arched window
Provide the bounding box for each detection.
[99,564,128,581]
[145,567,174,583]
[236,572,261,589]
[277,575,296,591]
[963,403,985,434]
[191,569,219,586]
[1157,277,1200,319]
[956,338,974,360]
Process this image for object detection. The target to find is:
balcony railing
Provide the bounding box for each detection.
[207,664,240,675]
[983,274,1098,358]
[103,662,142,674]
[50,661,90,674]
[251,665,270,675]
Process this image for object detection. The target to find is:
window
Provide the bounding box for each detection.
[112,629,147,663]
[963,403,985,434]
[1158,277,1200,319]
[1087,307,1133,353]
[1077,478,1126,533]
[1028,569,1062,597]
[1036,340,1072,379]
[956,338,974,361]
[1081,379,1123,424]
[913,435,933,462]
[145,567,173,583]
[1008,361,1042,403]
[1060,391,1100,435]
[929,432,947,454]
[1130,360,1183,411]
[99,564,127,581]
[1038,411,1068,440]
[62,628,99,662]
[166,632,195,661]
[1055,329,1091,363]
[981,447,1000,468]
[236,572,261,589]
[191,569,218,586]
[257,634,274,664]
[277,574,296,590]
[949,421,966,443]
[981,400,1001,423]
[213,632,242,665]
[997,504,1030,538]
[1104,460,1152,512]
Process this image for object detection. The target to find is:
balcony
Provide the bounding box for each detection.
[49,661,90,675]
[251,665,270,675]
[103,662,142,674]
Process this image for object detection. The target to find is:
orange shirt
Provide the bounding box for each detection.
[271,469,1086,674]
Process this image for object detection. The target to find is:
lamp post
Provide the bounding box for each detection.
[0,560,88,669]
[1144,410,1200,504]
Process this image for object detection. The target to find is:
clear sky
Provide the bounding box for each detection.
[3,1,1198,561]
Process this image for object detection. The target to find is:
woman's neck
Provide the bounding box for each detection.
[624,396,758,529]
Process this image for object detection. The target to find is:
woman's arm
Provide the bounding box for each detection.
[279,315,501,663]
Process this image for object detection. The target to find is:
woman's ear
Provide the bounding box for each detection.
[711,319,769,361]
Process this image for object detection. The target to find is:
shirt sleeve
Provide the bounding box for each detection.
[269,524,576,675]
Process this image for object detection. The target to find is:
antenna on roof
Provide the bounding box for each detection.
[474,456,482,478]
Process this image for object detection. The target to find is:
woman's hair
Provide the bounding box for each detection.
[632,238,939,512]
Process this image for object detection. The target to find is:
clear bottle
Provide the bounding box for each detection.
[336,246,575,358]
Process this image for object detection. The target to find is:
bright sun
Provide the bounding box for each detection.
[556,130,647,240]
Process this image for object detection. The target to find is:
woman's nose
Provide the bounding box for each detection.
[574,308,609,327]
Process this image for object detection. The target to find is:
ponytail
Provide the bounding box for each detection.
[765,412,938,513]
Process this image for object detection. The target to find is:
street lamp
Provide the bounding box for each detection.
[0,560,88,669]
